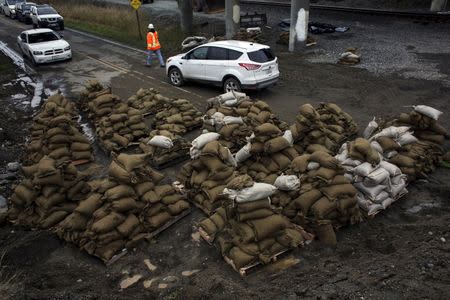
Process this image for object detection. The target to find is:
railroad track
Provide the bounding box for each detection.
[241,0,450,19]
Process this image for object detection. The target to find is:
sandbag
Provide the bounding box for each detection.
[167,200,190,215]
[291,154,310,173]
[291,189,322,213]
[247,215,289,241]
[255,123,281,136]
[236,198,271,213]
[91,212,126,234]
[237,208,273,222]
[40,211,68,229]
[148,135,173,149]
[413,105,442,120]
[311,197,337,219]
[116,214,139,236]
[75,193,103,216]
[110,197,137,212]
[148,211,171,228]
[320,184,357,200]
[264,136,291,153]
[274,175,300,191]
[228,246,256,269]
[224,183,277,203]
[104,185,135,200]
[134,182,155,197]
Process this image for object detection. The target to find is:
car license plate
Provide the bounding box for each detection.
[265,68,272,74]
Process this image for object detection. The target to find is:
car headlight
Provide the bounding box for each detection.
[58,17,63,20]
[64,46,71,51]
[11,9,15,13]
[33,51,43,55]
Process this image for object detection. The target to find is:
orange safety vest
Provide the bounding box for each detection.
[147,32,161,50]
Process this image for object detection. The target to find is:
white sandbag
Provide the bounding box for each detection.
[342,158,361,167]
[211,112,225,125]
[391,174,407,185]
[225,147,237,167]
[373,190,389,204]
[203,116,215,126]
[274,175,300,191]
[368,203,384,216]
[365,168,390,186]
[235,143,252,164]
[191,132,220,150]
[354,182,387,200]
[344,173,354,182]
[370,141,383,154]
[385,151,398,159]
[282,130,294,146]
[224,183,277,203]
[335,147,348,162]
[223,116,244,125]
[190,147,201,160]
[363,117,378,139]
[381,197,395,210]
[357,193,372,211]
[390,181,408,199]
[218,92,236,102]
[379,161,402,177]
[148,135,173,149]
[371,126,410,140]
[307,161,320,171]
[353,162,376,177]
[222,99,239,107]
[396,132,418,146]
[413,105,443,120]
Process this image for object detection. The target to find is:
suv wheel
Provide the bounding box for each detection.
[223,77,242,93]
[168,67,184,86]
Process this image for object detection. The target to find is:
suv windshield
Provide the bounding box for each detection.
[37,6,57,15]
[24,4,34,10]
[8,0,21,4]
[247,48,276,63]
[28,32,59,44]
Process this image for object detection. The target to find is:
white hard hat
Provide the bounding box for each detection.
[148,23,154,29]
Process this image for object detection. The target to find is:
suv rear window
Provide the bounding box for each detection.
[247,48,276,63]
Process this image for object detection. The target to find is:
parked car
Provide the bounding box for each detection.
[166,40,279,92]
[2,0,23,18]
[17,28,72,65]
[31,4,64,30]
[16,1,35,23]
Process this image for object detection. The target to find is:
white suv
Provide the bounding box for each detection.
[166,40,279,92]
[31,4,64,30]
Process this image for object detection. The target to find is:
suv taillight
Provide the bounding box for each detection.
[238,63,261,71]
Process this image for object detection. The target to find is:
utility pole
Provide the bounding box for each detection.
[289,0,310,52]
[226,0,240,39]
[179,0,193,34]
[430,0,448,11]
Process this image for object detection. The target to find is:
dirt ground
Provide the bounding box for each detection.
[1,14,450,300]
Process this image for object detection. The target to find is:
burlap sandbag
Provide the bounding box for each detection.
[40,210,69,229]
[162,193,183,205]
[264,137,291,153]
[209,167,234,181]
[75,193,103,216]
[199,155,228,173]
[97,230,122,245]
[110,197,138,212]
[309,151,340,169]
[147,203,164,217]
[134,182,155,197]
[204,185,226,203]
[104,185,136,200]
[148,211,171,228]
[377,136,400,151]
[291,154,311,173]
[33,170,64,187]
[111,133,129,147]
[94,240,125,262]
[320,184,357,201]
[276,228,304,248]
[299,103,319,120]
[291,189,322,214]
[108,161,137,184]
[228,246,256,269]
[92,212,126,234]
[415,131,445,144]
[237,208,273,222]
[199,218,218,235]
[255,123,281,136]
[309,167,339,182]
[141,190,159,203]
[59,211,88,231]
[116,214,139,236]
[272,152,291,170]
[314,222,337,246]
[250,141,264,154]
[338,196,357,212]
[67,181,90,200]
[227,174,254,190]
[247,215,289,241]
[210,212,226,229]
[219,124,240,138]
[35,193,65,210]
[311,197,338,219]
[21,164,39,178]
[154,185,174,198]
[167,200,190,215]
[14,184,38,205]
[36,156,57,178]
[329,175,350,186]
[110,113,128,123]
[389,154,416,168]
[281,147,299,161]
[71,142,91,152]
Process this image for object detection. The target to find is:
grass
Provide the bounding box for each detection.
[0,252,19,300]
[35,0,185,56]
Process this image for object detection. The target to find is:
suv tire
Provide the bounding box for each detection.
[168,67,184,87]
[223,77,242,93]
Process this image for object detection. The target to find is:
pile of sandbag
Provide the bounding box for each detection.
[153,99,203,135]
[127,88,169,115]
[27,93,93,163]
[8,156,91,229]
[79,80,111,111]
[335,138,408,217]
[377,105,448,181]
[139,129,190,168]
[290,103,357,154]
[94,104,149,152]
[57,153,190,262]
[235,123,300,184]
[199,175,310,270]
[232,28,264,43]
[281,150,362,245]
[178,134,238,215]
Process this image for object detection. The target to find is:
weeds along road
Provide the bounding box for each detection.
[0,16,220,107]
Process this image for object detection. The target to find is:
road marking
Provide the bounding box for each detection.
[84,55,128,74]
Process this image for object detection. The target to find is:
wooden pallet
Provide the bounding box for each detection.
[224,249,290,277]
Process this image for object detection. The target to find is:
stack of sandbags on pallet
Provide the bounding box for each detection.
[235,123,300,184]
[280,150,362,245]
[379,105,448,181]
[127,88,169,115]
[79,80,111,110]
[335,138,408,217]
[139,129,190,167]
[290,103,357,155]
[26,93,93,163]
[94,104,149,152]
[199,175,310,271]
[178,133,238,215]
[153,99,203,135]
[8,156,91,229]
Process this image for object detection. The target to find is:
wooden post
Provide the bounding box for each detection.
[135,9,143,40]
[226,0,240,39]
[289,0,310,52]
[179,0,193,34]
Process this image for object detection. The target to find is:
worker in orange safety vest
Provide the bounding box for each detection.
[146,23,165,67]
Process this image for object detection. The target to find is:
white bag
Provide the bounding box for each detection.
[396,132,418,146]
[148,135,173,149]
[373,190,389,204]
[211,112,225,125]
[223,116,244,125]
[344,173,354,182]
[218,92,235,102]
[190,147,201,159]
[307,161,320,171]
[282,130,294,146]
[225,147,237,167]
[370,141,383,154]
[365,168,390,186]
[335,147,348,162]
[234,143,251,164]
[381,197,395,209]
[223,183,277,203]
[353,162,376,177]
[368,203,384,216]
[371,126,410,140]
[274,175,300,191]
[413,105,443,120]
[390,174,407,185]
[354,182,387,200]
[390,180,408,199]
[363,117,378,139]
[385,151,398,159]
[357,193,372,211]
[379,161,402,177]
[342,158,361,167]
[191,132,220,150]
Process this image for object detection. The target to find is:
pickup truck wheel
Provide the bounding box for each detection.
[168,67,184,87]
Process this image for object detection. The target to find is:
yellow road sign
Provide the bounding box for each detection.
[130,0,141,10]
